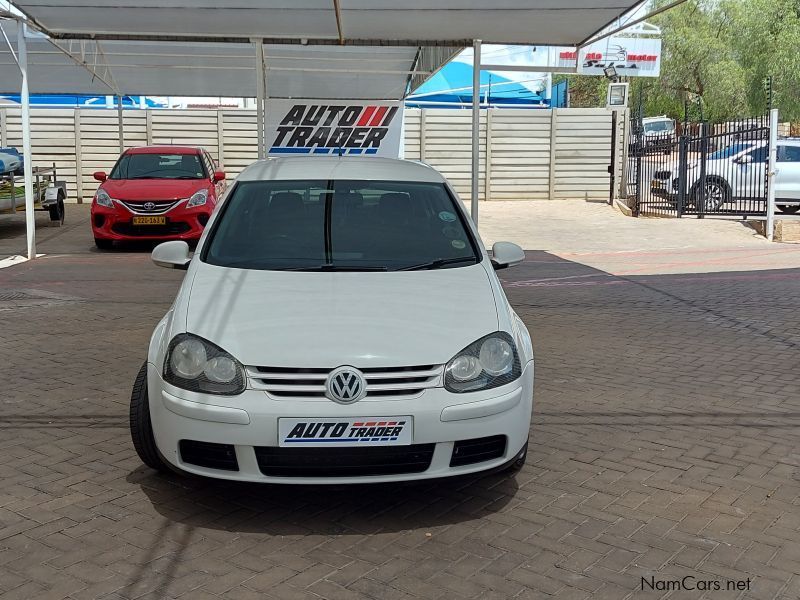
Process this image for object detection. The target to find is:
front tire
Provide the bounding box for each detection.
[129,362,169,472]
[94,237,113,250]
[694,178,731,211]
[778,204,800,214]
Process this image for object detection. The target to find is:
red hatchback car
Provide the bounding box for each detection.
[91,146,225,249]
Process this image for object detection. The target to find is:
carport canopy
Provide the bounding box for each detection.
[1,1,646,99]
[0,0,647,258]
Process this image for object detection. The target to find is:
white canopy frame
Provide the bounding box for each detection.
[1,0,653,259]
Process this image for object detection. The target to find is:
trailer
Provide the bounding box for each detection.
[0,163,67,226]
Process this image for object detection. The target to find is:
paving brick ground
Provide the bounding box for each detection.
[1,205,799,599]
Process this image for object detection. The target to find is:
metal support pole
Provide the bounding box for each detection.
[471,39,481,225]
[254,40,266,159]
[697,122,708,219]
[18,21,35,260]
[677,135,688,217]
[766,108,778,241]
[117,95,124,153]
[262,48,268,158]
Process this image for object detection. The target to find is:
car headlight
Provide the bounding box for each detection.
[186,189,208,208]
[444,332,521,393]
[94,189,115,208]
[163,333,245,395]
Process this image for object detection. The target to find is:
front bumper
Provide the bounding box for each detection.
[91,204,211,241]
[147,361,534,484]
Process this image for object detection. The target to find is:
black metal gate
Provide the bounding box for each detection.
[628,112,770,218]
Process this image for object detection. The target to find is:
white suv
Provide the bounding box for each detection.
[651,139,800,213]
[130,157,534,483]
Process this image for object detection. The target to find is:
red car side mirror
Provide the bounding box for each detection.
[212,170,226,183]
[93,171,107,182]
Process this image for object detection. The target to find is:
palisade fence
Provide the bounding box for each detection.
[0,106,621,203]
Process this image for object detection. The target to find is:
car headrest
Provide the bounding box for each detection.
[137,154,162,174]
[181,154,200,174]
[268,191,305,220]
[377,192,411,223]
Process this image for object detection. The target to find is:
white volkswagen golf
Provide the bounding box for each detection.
[130,157,534,483]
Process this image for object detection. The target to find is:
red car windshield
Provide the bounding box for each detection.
[110,153,206,180]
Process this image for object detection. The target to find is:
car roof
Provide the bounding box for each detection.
[126,145,203,155]
[237,157,446,183]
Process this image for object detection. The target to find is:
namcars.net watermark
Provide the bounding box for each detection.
[642,575,752,592]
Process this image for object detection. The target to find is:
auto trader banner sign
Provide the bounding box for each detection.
[266,100,403,157]
[557,36,662,78]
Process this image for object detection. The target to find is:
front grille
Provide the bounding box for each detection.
[179,440,239,471]
[112,221,191,237]
[247,365,443,400]
[119,199,181,214]
[254,444,435,477]
[450,435,507,467]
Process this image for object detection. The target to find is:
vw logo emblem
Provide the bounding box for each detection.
[143,202,156,211]
[326,366,366,404]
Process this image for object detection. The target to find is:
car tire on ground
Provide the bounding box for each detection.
[777,205,800,214]
[94,237,113,250]
[130,362,169,472]
[48,196,65,227]
[693,178,731,212]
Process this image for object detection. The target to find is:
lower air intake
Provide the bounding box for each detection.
[450,435,507,467]
[179,440,239,471]
[254,444,435,477]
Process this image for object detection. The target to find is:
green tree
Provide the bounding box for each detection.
[557,0,800,121]
[552,74,606,108]
[730,0,800,119]
[647,0,750,121]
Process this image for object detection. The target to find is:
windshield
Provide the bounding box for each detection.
[203,179,479,271]
[708,143,754,160]
[110,153,206,180]
[644,120,674,133]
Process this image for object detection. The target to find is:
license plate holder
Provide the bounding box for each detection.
[132,216,166,225]
[278,417,413,447]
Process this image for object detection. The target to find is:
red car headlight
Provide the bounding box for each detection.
[94,189,115,208]
[186,189,208,208]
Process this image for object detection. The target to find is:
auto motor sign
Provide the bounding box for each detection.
[266,100,403,157]
[558,36,662,78]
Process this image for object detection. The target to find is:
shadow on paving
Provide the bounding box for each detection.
[2,249,800,599]
[128,467,519,535]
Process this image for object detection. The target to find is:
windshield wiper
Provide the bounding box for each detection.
[292,263,389,272]
[225,263,389,272]
[399,257,478,271]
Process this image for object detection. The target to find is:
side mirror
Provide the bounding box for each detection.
[213,170,226,183]
[93,171,107,182]
[735,155,753,165]
[491,241,525,270]
[152,241,191,270]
